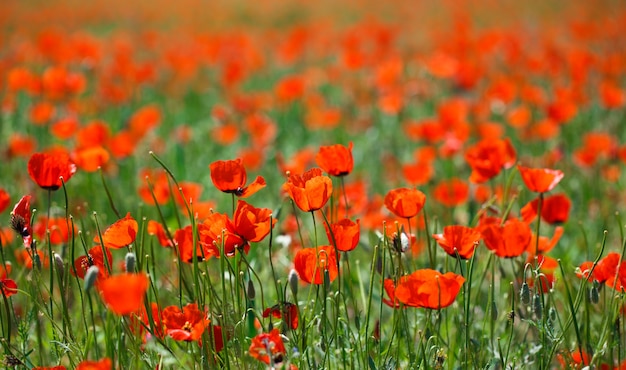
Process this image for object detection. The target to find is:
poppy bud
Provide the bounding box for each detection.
[54,253,64,277]
[520,282,530,305]
[125,252,136,273]
[288,269,299,297]
[533,294,542,320]
[247,279,256,300]
[589,285,599,304]
[84,265,99,292]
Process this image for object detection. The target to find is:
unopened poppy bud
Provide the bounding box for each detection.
[533,294,542,320]
[490,301,498,321]
[589,285,599,304]
[84,266,99,292]
[520,282,530,305]
[288,269,299,297]
[247,279,256,300]
[125,252,136,273]
[54,253,64,277]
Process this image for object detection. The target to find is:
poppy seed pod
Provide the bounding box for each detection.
[125,252,136,273]
[84,265,99,292]
[288,269,299,297]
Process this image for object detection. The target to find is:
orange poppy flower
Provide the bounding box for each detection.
[108,130,136,159]
[432,178,469,207]
[382,278,401,308]
[147,220,174,248]
[33,216,75,245]
[72,146,110,172]
[27,151,77,190]
[527,227,564,258]
[161,303,208,342]
[212,123,240,145]
[176,225,219,263]
[7,133,37,158]
[517,165,564,193]
[262,302,299,330]
[72,245,113,284]
[520,193,571,224]
[76,120,110,149]
[94,212,138,249]
[276,148,315,176]
[394,269,465,309]
[402,161,434,186]
[75,358,112,370]
[210,158,266,197]
[129,104,162,138]
[481,219,531,258]
[315,142,354,177]
[174,181,203,208]
[98,273,149,315]
[0,188,9,214]
[578,253,620,284]
[29,101,55,125]
[384,188,426,219]
[249,329,287,366]
[464,138,516,183]
[51,117,79,140]
[276,74,305,103]
[232,200,276,244]
[283,168,333,212]
[138,169,170,205]
[0,263,18,297]
[325,218,360,252]
[16,249,49,269]
[433,225,482,259]
[294,245,338,285]
[10,195,33,247]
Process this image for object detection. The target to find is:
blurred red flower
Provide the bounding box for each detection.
[210,158,266,197]
[315,142,354,177]
[27,151,77,190]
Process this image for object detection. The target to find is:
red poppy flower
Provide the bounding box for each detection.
[98,273,149,315]
[249,329,287,366]
[433,225,482,259]
[75,358,112,370]
[72,245,113,284]
[384,188,426,219]
[199,200,275,257]
[0,188,9,214]
[315,142,354,177]
[93,212,138,249]
[283,168,333,212]
[464,138,516,183]
[382,278,401,308]
[521,193,571,224]
[33,217,75,245]
[481,219,531,258]
[210,158,266,197]
[27,151,77,190]
[162,303,210,342]
[175,225,219,263]
[527,226,564,258]
[72,146,110,172]
[394,269,465,309]
[10,195,33,247]
[325,218,360,252]
[262,302,299,329]
[147,220,174,247]
[0,263,18,297]
[432,178,469,207]
[294,245,338,285]
[578,253,621,285]
[517,165,564,193]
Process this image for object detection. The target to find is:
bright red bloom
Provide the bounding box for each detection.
[147,220,174,248]
[75,358,112,370]
[464,138,516,183]
[33,217,75,245]
[262,302,299,330]
[72,245,113,284]
[294,245,338,284]
[394,269,465,309]
[517,165,564,193]
[10,195,33,247]
[210,158,266,197]
[0,188,9,214]
[521,193,571,224]
[249,329,287,366]
[175,225,219,263]
[315,142,354,177]
[162,303,210,342]
[94,212,138,249]
[384,188,426,219]
[382,278,401,308]
[283,168,333,212]
[0,263,18,297]
[98,273,149,315]
[481,219,531,258]
[433,225,482,259]
[325,218,360,252]
[528,227,564,258]
[27,151,77,190]
[432,178,469,207]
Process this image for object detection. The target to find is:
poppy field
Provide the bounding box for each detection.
[2,0,626,368]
